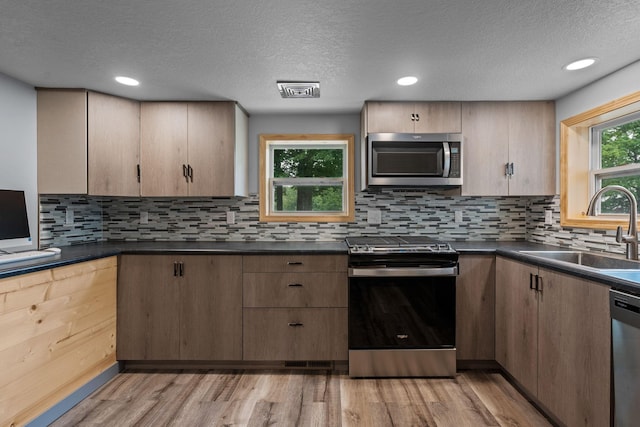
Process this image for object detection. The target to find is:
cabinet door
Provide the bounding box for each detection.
[37,89,88,194]
[187,102,236,196]
[180,255,243,360]
[413,102,461,133]
[365,102,416,133]
[88,92,140,196]
[117,255,181,360]
[507,101,556,196]
[456,255,495,360]
[536,268,610,427]
[495,257,539,394]
[140,102,188,196]
[461,102,510,196]
[243,272,347,308]
[243,308,348,360]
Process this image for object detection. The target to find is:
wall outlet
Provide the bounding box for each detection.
[226,211,236,225]
[545,209,553,225]
[65,209,74,225]
[454,210,463,223]
[140,211,149,224]
[367,210,382,225]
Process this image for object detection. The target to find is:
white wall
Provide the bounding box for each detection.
[0,73,37,249]
[247,113,361,194]
[556,59,640,121]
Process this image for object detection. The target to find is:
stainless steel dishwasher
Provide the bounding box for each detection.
[611,289,640,426]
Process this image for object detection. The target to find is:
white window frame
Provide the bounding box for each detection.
[259,134,355,222]
[590,112,640,214]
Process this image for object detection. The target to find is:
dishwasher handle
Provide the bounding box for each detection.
[610,289,640,329]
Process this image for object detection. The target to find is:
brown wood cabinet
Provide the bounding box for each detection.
[117,254,242,360]
[536,267,610,427]
[88,91,140,196]
[38,89,141,196]
[495,257,610,427]
[495,257,539,393]
[139,101,248,197]
[37,89,88,194]
[461,101,555,196]
[362,101,462,134]
[242,254,348,361]
[456,255,495,361]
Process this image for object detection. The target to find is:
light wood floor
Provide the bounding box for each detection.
[50,369,551,426]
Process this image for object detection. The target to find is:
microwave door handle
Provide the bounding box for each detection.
[442,142,451,178]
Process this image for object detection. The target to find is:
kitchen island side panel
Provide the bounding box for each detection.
[0,257,117,426]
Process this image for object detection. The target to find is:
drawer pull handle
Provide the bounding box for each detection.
[288,283,303,287]
[287,261,303,265]
[397,334,409,340]
[288,322,304,327]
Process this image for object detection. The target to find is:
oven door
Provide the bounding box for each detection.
[349,274,455,350]
[348,264,457,377]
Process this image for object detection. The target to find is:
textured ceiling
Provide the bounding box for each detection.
[1,0,640,114]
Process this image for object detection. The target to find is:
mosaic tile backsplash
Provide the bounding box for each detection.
[39,191,629,256]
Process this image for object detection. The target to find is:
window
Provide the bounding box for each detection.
[560,90,640,229]
[590,113,640,214]
[259,134,355,222]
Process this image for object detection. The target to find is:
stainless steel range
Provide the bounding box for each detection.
[346,236,458,378]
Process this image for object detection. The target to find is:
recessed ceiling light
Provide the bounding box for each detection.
[115,76,140,86]
[397,76,418,86]
[563,58,598,71]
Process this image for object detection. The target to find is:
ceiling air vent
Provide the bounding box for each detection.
[277,81,320,98]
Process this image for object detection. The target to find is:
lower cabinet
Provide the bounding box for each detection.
[117,254,242,360]
[496,257,610,427]
[243,308,348,360]
[456,255,496,361]
[242,254,348,361]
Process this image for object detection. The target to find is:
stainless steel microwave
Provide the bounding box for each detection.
[366,133,463,187]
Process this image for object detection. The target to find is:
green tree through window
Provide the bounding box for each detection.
[273,148,343,211]
[598,118,640,213]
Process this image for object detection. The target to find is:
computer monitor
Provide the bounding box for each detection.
[0,189,33,251]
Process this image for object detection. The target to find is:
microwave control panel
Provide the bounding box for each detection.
[448,142,461,178]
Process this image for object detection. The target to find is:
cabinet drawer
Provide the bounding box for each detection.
[243,308,348,360]
[243,255,347,273]
[243,272,347,308]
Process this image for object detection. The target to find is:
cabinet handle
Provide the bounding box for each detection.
[182,164,189,183]
[509,163,515,176]
[288,322,303,327]
[536,275,542,293]
[529,273,534,290]
[414,113,420,122]
[137,164,141,183]
[288,283,303,287]
[396,334,409,340]
[173,262,178,277]
[187,165,193,182]
[179,262,184,277]
[287,261,303,265]
[505,163,510,177]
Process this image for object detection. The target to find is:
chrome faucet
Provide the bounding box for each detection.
[586,185,639,260]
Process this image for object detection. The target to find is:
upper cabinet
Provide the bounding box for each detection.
[88,91,140,196]
[363,101,462,134]
[37,89,248,197]
[140,101,248,197]
[37,89,88,194]
[461,101,555,196]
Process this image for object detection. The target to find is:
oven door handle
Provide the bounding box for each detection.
[348,265,458,277]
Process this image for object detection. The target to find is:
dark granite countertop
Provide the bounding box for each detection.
[2,239,640,296]
[0,241,348,279]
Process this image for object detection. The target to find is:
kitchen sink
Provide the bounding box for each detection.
[519,250,640,270]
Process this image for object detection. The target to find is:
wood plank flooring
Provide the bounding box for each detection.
[50,370,551,426]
